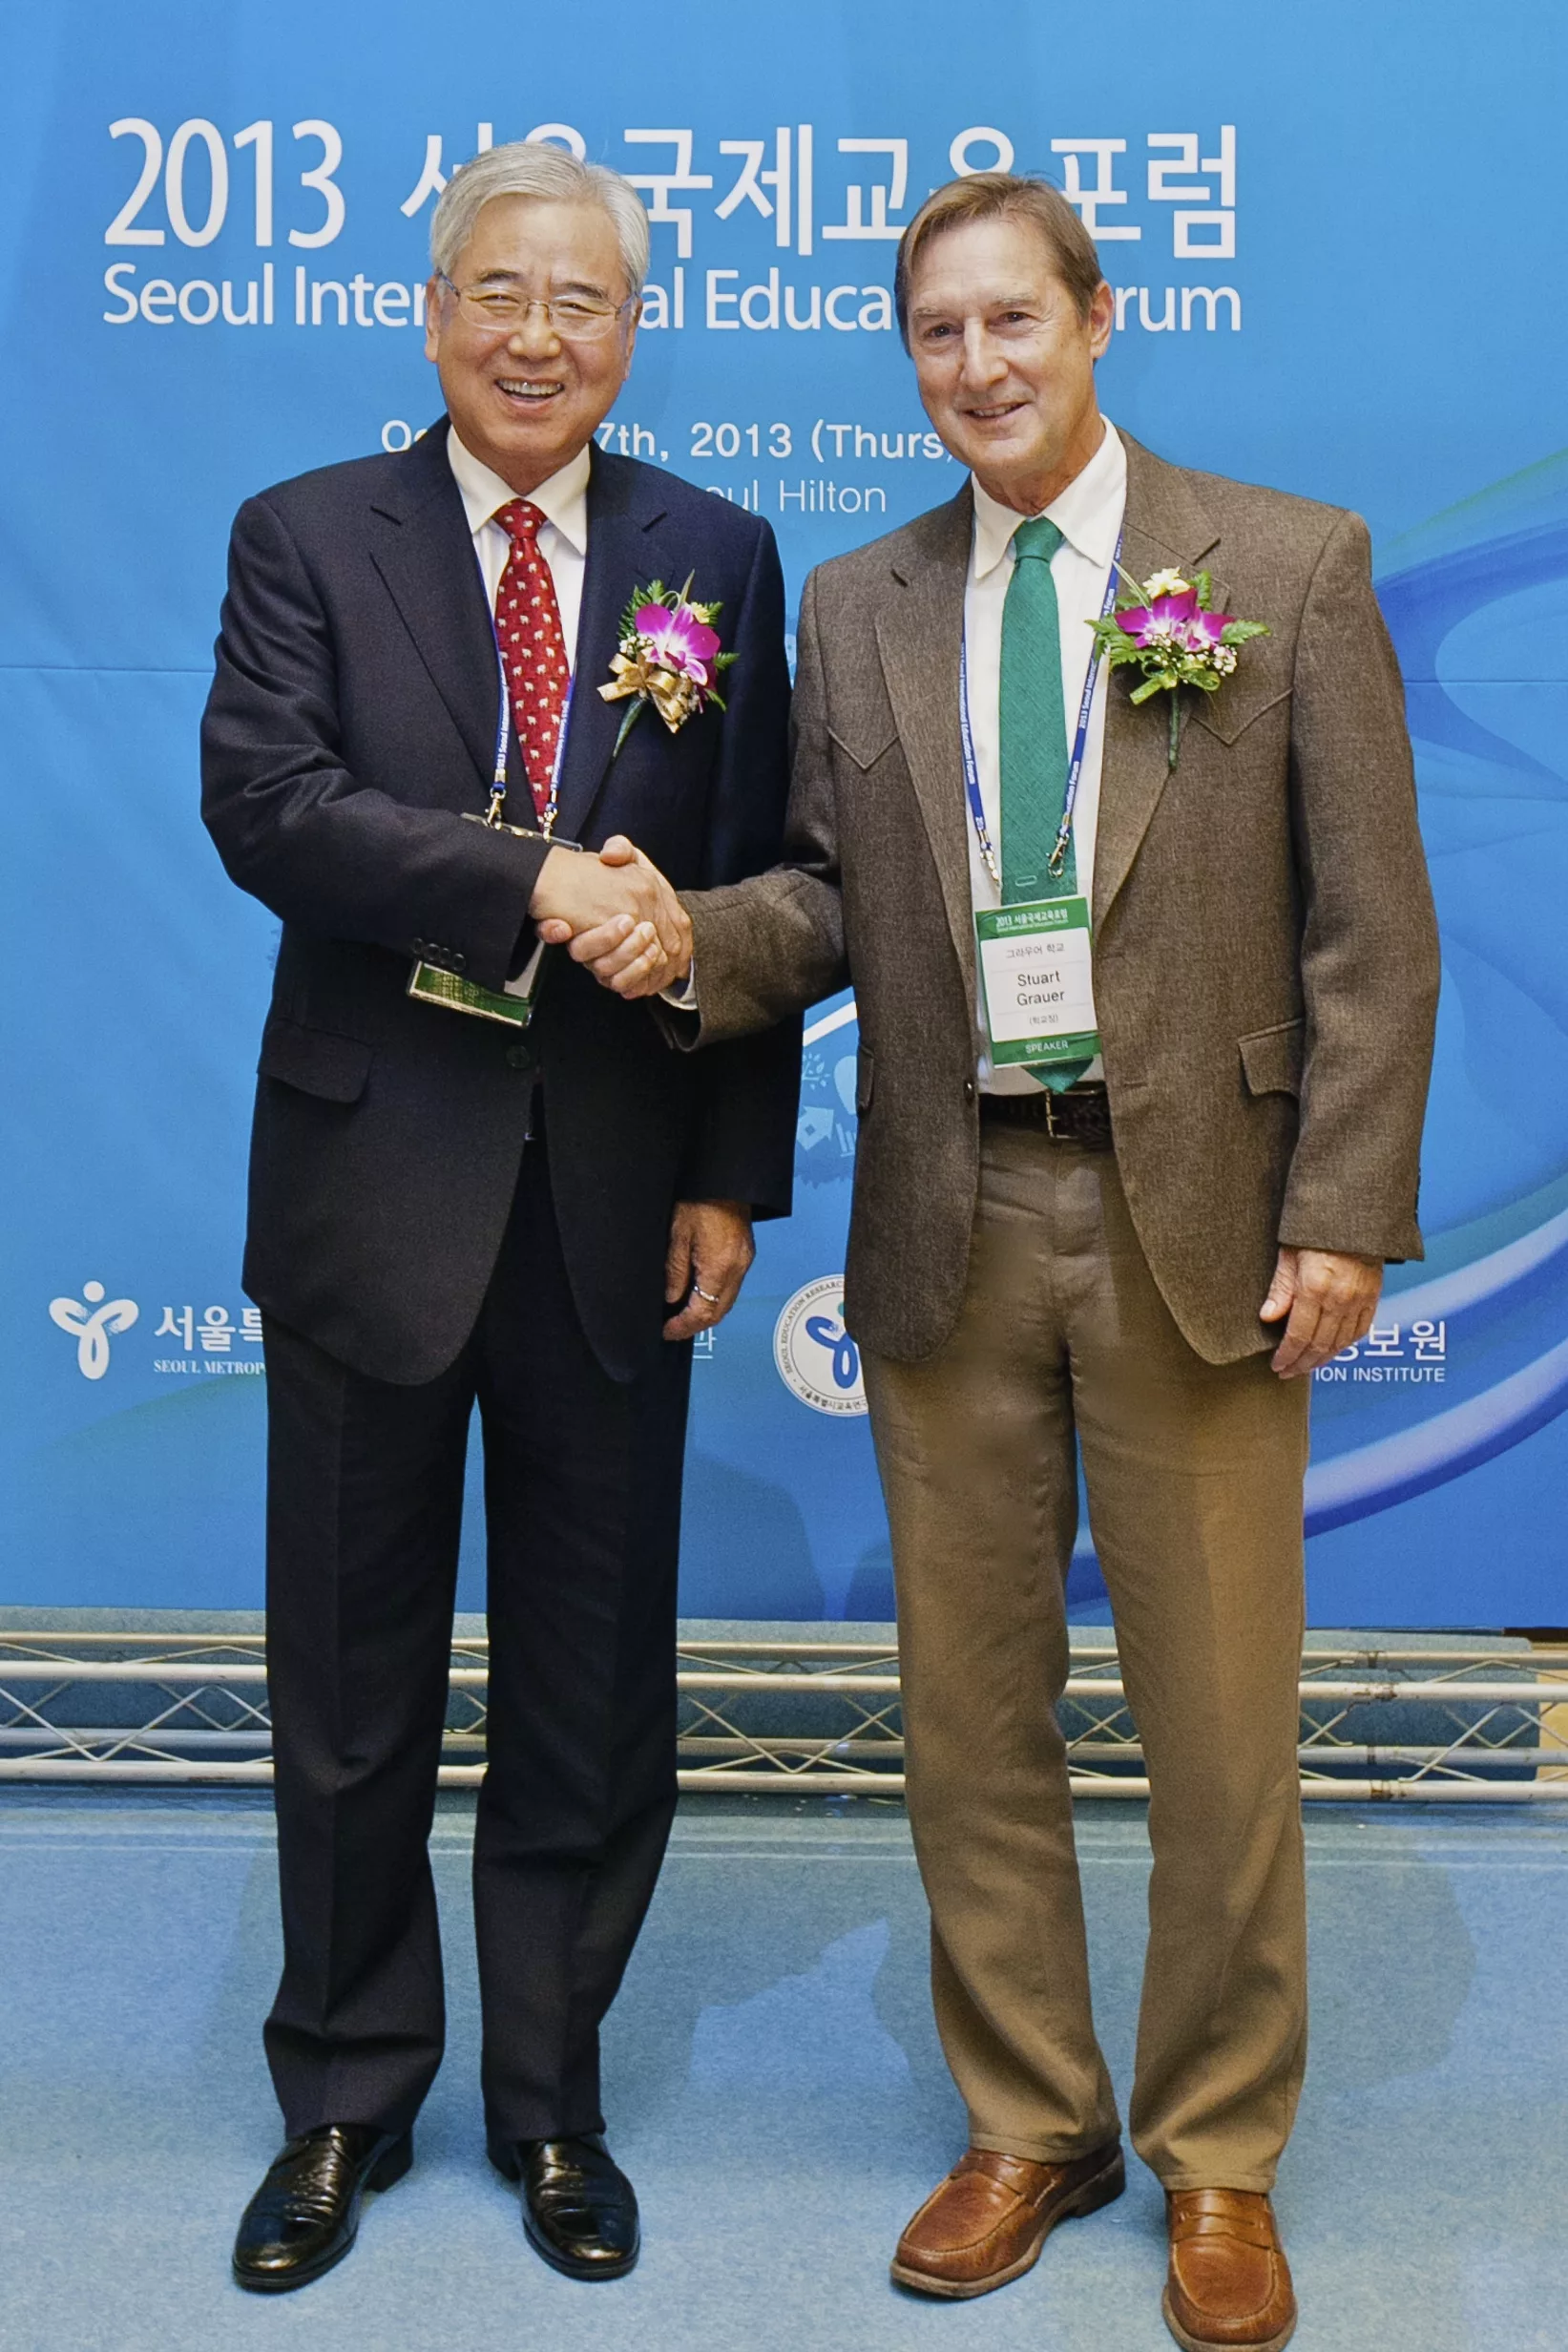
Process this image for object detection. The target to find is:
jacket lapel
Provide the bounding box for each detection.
[876,490,976,993]
[366,421,499,795]
[1094,434,1222,924]
[366,430,676,839]
[554,447,671,845]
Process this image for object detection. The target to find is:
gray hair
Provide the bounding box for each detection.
[429,141,650,296]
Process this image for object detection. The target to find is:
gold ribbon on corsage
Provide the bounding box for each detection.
[598,576,737,755]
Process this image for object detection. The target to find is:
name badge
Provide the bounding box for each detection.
[974,896,1099,1068]
[407,826,581,1029]
[407,943,542,1029]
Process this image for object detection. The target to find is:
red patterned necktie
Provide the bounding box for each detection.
[492,499,571,825]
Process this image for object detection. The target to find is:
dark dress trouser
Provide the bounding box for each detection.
[260,1122,692,2145]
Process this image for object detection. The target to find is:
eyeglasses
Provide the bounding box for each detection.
[437,274,637,340]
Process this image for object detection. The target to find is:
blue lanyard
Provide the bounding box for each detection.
[959,530,1122,893]
[485,632,573,837]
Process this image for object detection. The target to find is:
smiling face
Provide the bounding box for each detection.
[424,194,638,494]
[907,213,1115,514]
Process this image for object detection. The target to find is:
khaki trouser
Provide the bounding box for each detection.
[862,1123,1310,2192]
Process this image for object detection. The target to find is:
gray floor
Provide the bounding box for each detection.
[0,1794,1562,2350]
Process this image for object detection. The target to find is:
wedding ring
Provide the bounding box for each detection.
[694,1286,720,1304]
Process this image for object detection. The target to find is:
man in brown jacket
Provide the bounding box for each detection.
[547,174,1439,2352]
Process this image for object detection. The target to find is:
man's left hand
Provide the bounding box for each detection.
[1260,1246,1382,1377]
[664,1200,755,1340]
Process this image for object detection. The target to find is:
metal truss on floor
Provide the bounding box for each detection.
[0,1631,1564,1799]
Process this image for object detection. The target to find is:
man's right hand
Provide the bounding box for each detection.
[530,838,692,994]
[533,836,693,998]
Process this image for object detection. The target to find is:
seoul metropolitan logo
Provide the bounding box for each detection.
[49,1282,139,1379]
[773,1276,866,1416]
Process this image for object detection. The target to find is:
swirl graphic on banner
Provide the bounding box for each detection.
[1306,450,1568,1530]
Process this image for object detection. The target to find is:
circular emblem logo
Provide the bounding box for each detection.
[773,1276,867,1416]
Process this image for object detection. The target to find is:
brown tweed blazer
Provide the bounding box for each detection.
[679,432,1440,1365]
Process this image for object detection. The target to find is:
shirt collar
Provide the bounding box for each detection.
[971,418,1126,580]
[446,428,592,556]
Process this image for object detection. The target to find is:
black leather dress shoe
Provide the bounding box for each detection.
[232,2122,412,2293]
[489,2132,639,2278]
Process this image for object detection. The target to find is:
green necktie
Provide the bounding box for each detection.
[998,515,1091,1090]
[999,514,1069,898]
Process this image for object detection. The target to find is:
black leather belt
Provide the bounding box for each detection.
[979,1082,1113,1148]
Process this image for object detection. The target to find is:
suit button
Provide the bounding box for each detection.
[506,1040,534,1072]
[412,938,427,955]
[963,1079,976,1102]
[453,953,468,973]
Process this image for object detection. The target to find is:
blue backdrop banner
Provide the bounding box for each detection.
[5,0,1567,1625]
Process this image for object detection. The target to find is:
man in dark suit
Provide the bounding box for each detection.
[561,175,1438,2352]
[201,141,796,2291]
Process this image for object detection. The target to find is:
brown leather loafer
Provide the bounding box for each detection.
[890,2139,1124,2299]
[1163,2189,1297,2350]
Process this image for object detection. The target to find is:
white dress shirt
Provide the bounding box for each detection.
[446,429,591,668]
[963,419,1127,1092]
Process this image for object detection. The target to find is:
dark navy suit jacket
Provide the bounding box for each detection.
[201,421,798,1384]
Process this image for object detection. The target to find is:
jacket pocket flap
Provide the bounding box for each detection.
[259,1018,372,1103]
[1239,1018,1305,1098]
[826,719,900,773]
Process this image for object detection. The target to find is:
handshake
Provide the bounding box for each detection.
[529,837,693,1002]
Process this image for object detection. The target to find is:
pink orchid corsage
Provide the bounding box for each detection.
[598,577,738,754]
[1090,566,1268,767]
